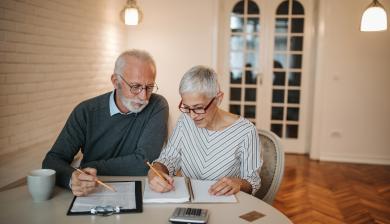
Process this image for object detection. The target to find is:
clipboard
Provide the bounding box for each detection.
[67,181,142,215]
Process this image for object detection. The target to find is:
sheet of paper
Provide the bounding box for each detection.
[191,179,237,203]
[143,177,189,203]
[143,177,237,204]
[70,182,136,212]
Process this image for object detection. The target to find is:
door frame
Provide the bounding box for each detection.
[216,0,316,154]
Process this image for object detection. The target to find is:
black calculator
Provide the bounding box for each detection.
[169,207,209,224]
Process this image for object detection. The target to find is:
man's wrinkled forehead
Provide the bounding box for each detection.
[122,57,156,84]
[124,55,156,76]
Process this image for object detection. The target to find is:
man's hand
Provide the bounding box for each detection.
[209,177,242,196]
[71,168,97,196]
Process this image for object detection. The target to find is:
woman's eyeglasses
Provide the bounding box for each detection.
[178,97,216,114]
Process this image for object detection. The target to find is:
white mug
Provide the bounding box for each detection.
[27,169,56,202]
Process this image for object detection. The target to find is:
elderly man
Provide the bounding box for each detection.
[42,49,169,196]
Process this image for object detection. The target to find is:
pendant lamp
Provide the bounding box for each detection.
[360,0,388,32]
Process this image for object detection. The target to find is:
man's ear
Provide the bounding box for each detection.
[111,74,119,89]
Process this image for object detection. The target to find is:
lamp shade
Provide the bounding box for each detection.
[121,0,143,26]
[125,8,140,25]
[360,0,388,31]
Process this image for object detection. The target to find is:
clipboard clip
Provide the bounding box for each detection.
[90,205,121,216]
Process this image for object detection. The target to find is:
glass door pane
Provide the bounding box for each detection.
[228,0,261,124]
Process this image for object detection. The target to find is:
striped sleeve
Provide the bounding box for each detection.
[241,126,262,194]
[154,115,183,175]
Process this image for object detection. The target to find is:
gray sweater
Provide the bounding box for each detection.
[42,91,169,188]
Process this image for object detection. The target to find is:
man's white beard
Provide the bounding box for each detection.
[118,89,149,113]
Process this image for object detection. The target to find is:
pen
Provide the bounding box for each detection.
[145,161,173,188]
[185,177,194,201]
[76,168,116,192]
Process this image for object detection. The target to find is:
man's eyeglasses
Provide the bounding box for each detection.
[178,97,216,114]
[118,74,158,95]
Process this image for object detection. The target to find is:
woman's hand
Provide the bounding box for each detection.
[208,177,242,196]
[147,164,175,193]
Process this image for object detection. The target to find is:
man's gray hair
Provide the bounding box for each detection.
[179,65,220,98]
[114,49,156,76]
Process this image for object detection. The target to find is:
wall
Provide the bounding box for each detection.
[127,0,390,165]
[311,0,390,164]
[0,0,127,187]
[126,0,219,130]
[1,0,388,189]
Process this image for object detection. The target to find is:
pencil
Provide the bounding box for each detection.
[145,161,171,186]
[76,168,116,192]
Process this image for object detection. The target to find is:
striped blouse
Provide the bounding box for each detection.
[155,113,262,194]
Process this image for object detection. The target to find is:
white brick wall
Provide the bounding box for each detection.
[0,0,127,187]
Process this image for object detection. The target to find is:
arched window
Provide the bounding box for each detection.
[271,0,305,138]
[228,0,261,124]
[221,0,312,152]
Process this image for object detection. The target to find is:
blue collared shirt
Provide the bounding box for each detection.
[109,90,133,116]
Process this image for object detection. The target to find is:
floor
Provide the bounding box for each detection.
[273,154,390,224]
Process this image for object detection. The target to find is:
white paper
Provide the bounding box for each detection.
[191,179,237,203]
[143,177,237,203]
[70,182,136,212]
[143,177,189,203]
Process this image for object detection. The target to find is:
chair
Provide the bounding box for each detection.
[254,129,284,205]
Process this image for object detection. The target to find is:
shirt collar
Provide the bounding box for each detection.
[109,90,133,116]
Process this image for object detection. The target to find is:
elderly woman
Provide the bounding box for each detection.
[148,65,262,196]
